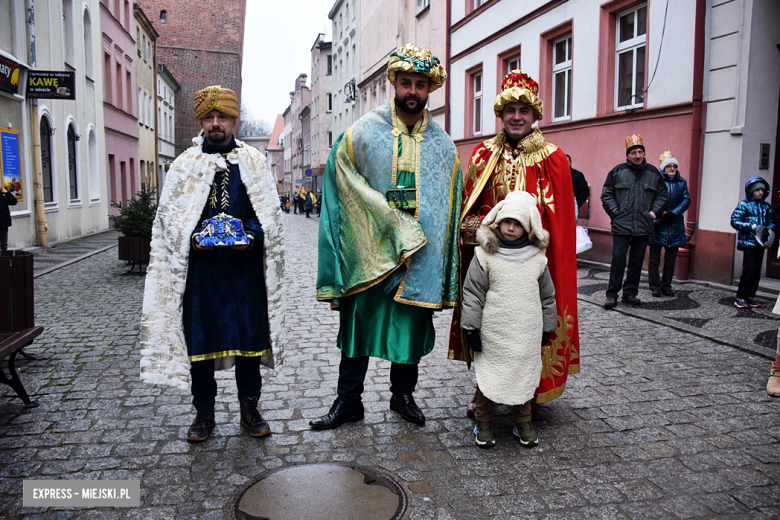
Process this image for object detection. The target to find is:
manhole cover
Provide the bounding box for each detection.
[233,463,408,520]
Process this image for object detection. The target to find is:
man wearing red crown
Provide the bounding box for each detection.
[600,135,667,310]
[449,70,580,410]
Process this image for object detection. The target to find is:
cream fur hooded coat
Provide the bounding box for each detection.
[140,136,286,390]
[462,192,554,405]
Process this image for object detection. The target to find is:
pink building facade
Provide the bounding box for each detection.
[100,0,138,213]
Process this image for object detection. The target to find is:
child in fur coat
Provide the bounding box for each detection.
[461,191,557,448]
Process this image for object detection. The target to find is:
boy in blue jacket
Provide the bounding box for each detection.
[730,176,775,308]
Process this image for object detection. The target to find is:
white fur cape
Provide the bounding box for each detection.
[139,136,286,389]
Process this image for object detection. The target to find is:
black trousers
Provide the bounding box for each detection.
[737,247,765,299]
[0,226,8,251]
[190,356,262,413]
[648,246,679,292]
[336,351,418,405]
[607,234,649,298]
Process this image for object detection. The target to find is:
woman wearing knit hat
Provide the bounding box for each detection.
[647,151,691,297]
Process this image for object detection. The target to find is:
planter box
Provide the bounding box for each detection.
[118,236,151,264]
[0,251,35,333]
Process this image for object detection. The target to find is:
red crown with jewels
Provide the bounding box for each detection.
[500,71,539,96]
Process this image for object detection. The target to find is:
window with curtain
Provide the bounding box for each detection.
[552,35,572,121]
[67,124,78,200]
[472,72,483,135]
[615,4,647,110]
[40,117,54,203]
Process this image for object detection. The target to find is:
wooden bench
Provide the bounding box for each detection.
[0,325,43,408]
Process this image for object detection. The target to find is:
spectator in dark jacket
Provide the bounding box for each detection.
[567,154,589,215]
[600,135,668,309]
[648,151,691,298]
[731,176,775,308]
[0,187,18,251]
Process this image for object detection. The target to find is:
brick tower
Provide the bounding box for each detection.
[135,0,247,155]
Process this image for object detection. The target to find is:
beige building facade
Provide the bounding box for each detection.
[156,61,178,192]
[134,5,158,193]
[309,33,332,193]
[359,0,447,128]
[328,0,359,137]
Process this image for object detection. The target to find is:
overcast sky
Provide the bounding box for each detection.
[241,0,333,126]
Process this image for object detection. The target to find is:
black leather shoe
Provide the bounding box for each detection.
[390,392,425,424]
[622,294,641,306]
[651,290,661,298]
[662,288,675,297]
[309,400,364,430]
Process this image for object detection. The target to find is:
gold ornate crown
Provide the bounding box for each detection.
[194,86,239,120]
[625,134,644,149]
[387,44,447,93]
[493,70,543,120]
[659,150,672,164]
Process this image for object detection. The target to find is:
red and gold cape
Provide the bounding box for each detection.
[449,129,580,403]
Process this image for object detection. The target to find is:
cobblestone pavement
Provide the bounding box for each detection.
[577,264,780,359]
[25,230,122,276]
[0,212,779,519]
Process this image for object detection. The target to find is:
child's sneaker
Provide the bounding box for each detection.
[734,298,749,309]
[513,422,538,447]
[473,421,495,447]
[748,297,762,308]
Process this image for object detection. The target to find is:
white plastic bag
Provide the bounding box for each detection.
[576,225,592,254]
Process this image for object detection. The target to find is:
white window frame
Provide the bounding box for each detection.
[137,88,143,124]
[474,0,484,9]
[326,93,332,112]
[614,3,647,111]
[551,35,572,122]
[417,0,430,13]
[472,71,482,136]
[506,55,520,74]
[66,121,80,203]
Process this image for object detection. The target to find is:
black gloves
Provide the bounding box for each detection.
[662,211,675,224]
[542,331,551,347]
[465,330,483,353]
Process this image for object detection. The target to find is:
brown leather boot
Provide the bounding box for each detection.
[768,362,780,398]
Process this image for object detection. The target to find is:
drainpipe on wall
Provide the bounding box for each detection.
[444,0,451,135]
[27,0,47,247]
[676,0,706,280]
[153,39,159,200]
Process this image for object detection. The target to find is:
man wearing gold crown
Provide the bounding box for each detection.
[601,135,667,310]
[140,86,286,442]
[450,70,579,411]
[311,44,461,430]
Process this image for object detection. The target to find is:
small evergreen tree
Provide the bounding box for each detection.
[110,186,158,238]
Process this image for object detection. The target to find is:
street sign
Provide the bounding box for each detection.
[295,179,306,184]
[26,71,76,100]
[305,169,312,177]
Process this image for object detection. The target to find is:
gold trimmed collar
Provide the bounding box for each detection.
[486,128,549,155]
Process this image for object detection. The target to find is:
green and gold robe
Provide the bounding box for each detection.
[317,100,462,364]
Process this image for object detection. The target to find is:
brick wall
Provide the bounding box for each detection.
[134,0,247,155]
